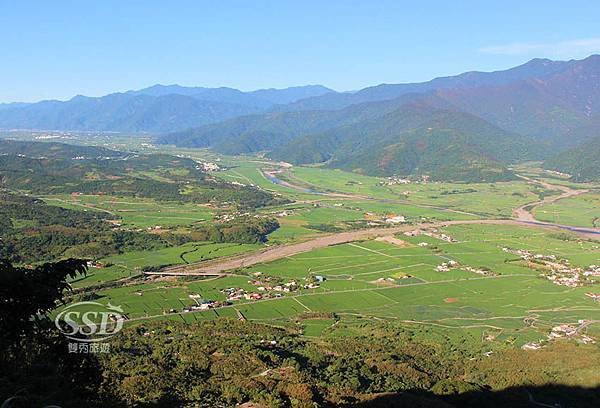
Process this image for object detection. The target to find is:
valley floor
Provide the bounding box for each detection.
[55,154,599,353]
[3,135,600,407]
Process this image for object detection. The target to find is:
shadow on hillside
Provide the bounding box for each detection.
[348,384,600,408]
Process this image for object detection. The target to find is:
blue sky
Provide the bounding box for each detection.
[1,1,599,102]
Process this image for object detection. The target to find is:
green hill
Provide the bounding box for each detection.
[544,136,600,181]
[0,139,127,158]
[158,96,417,152]
[0,140,283,209]
[272,108,537,181]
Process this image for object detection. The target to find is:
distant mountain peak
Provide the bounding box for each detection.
[525,57,554,65]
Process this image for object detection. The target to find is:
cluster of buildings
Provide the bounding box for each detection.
[584,264,600,278]
[160,272,327,315]
[252,274,325,291]
[404,228,457,243]
[585,292,600,302]
[544,169,571,178]
[196,161,221,172]
[215,211,263,222]
[522,321,596,350]
[250,278,300,293]
[547,271,584,287]
[436,260,459,272]
[364,212,407,226]
[164,295,230,314]
[462,266,497,276]
[86,260,105,269]
[180,302,225,313]
[186,294,229,311]
[276,209,294,217]
[503,247,600,288]
[380,176,412,186]
[379,175,431,186]
[172,154,222,172]
[220,287,268,302]
[219,274,325,303]
[384,215,406,224]
[374,277,397,285]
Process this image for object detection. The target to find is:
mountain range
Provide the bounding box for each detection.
[0,85,334,133]
[159,55,600,181]
[2,56,600,181]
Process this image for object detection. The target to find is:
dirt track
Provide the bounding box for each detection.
[513,175,589,222]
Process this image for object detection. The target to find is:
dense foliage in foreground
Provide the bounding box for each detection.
[0,259,101,407]
[5,317,600,408]
[94,320,600,407]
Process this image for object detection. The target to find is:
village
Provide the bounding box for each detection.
[378,174,431,186]
[522,320,597,351]
[503,247,600,288]
[404,228,458,243]
[435,260,460,272]
[167,273,326,315]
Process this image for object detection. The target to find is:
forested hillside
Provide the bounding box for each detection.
[159,55,600,181]
[0,140,285,263]
[6,315,600,407]
[0,140,282,207]
[544,136,600,181]
[269,107,541,181]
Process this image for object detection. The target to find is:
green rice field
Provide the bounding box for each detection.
[75,224,600,346]
[534,192,600,228]
[43,194,214,228]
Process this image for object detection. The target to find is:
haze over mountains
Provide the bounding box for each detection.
[1,55,600,181]
[0,85,335,133]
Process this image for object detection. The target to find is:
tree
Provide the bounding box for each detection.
[0,259,103,408]
[0,258,87,347]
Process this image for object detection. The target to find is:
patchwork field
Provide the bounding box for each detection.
[272,166,545,218]
[72,224,600,348]
[264,200,480,245]
[30,148,598,352]
[70,242,261,288]
[534,192,600,228]
[43,194,214,229]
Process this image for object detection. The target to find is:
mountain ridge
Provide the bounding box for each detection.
[0,85,335,133]
[158,55,600,181]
